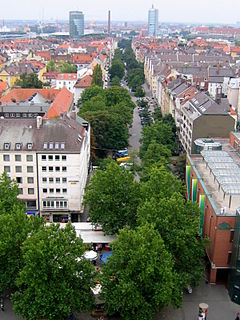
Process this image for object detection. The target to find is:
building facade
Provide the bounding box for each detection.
[148,5,158,36]
[0,115,90,222]
[69,11,84,39]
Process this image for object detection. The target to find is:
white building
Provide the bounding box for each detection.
[56,73,77,93]
[0,114,90,222]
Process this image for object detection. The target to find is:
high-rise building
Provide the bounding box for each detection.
[148,5,158,36]
[108,10,111,34]
[69,11,84,39]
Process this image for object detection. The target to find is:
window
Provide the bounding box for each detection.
[63,188,67,194]
[55,155,60,161]
[56,188,61,193]
[43,201,47,208]
[27,166,33,173]
[60,142,65,149]
[56,167,60,172]
[15,143,22,150]
[27,143,33,150]
[42,166,47,172]
[49,188,54,193]
[27,155,33,162]
[227,251,232,265]
[28,177,34,184]
[4,166,10,173]
[42,155,47,161]
[43,188,47,193]
[18,188,23,195]
[55,143,59,150]
[27,200,36,208]
[49,166,53,172]
[62,167,67,172]
[16,177,22,184]
[28,188,34,195]
[62,155,67,161]
[15,154,21,161]
[43,142,48,149]
[49,177,54,183]
[4,143,10,150]
[56,201,59,208]
[3,155,10,161]
[56,178,60,183]
[15,166,22,173]
[64,201,67,208]
[230,230,235,242]
[42,177,47,183]
[62,178,67,183]
[48,155,53,161]
[49,142,54,149]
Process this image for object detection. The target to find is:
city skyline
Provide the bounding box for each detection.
[1,0,240,24]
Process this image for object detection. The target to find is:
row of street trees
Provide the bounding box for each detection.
[83,108,206,318]
[109,48,125,86]
[77,85,135,159]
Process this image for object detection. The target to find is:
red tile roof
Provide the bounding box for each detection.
[47,87,73,119]
[0,88,60,103]
[74,75,92,88]
[73,53,96,64]
[56,73,77,81]
[0,81,7,94]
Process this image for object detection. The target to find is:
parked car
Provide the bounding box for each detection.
[116,148,128,158]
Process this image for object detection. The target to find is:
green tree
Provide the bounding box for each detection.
[135,86,145,97]
[46,59,56,72]
[84,161,140,234]
[0,172,25,215]
[12,223,96,320]
[16,73,43,89]
[142,142,172,168]
[58,62,77,73]
[0,210,44,294]
[109,59,125,80]
[111,76,121,86]
[79,85,105,105]
[101,224,177,320]
[137,193,205,292]
[91,64,103,87]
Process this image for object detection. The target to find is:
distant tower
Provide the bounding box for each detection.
[148,4,158,36]
[69,11,84,39]
[108,10,111,34]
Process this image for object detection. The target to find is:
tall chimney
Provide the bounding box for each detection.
[108,10,111,34]
[36,116,42,129]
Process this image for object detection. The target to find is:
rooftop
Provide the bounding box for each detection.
[190,140,240,215]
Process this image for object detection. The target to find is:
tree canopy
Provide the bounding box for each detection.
[12,223,96,320]
[84,161,140,234]
[101,224,177,320]
[58,61,77,73]
[109,59,125,80]
[91,64,103,87]
[46,59,56,72]
[16,73,43,89]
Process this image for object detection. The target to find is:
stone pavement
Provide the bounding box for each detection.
[154,281,240,320]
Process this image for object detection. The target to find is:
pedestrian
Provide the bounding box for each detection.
[0,297,4,311]
[235,312,240,320]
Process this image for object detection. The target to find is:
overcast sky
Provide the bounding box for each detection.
[1,0,240,24]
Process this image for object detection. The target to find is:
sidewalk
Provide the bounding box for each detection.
[154,281,239,320]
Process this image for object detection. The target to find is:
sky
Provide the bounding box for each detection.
[1,0,240,24]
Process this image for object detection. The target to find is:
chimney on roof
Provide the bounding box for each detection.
[216,87,222,104]
[36,116,42,129]
[71,108,77,120]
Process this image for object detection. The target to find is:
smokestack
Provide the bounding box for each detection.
[108,10,111,34]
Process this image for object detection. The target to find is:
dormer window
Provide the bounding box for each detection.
[49,142,53,149]
[27,143,33,150]
[4,143,10,150]
[60,142,65,150]
[55,142,59,149]
[15,143,22,150]
[43,142,48,149]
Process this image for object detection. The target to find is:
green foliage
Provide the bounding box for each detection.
[12,223,96,320]
[84,161,140,234]
[46,59,56,72]
[111,76,121,86]
[16,72,43,89]
[109,58,125,80]
[118,39,132,49]
[101,224,176,320]
[0,172,25,215]
[0,210,44,294]
[140,120,177,158]
[78,86,134,158]
[137,193,205,291]
[141,142,172,168]
[91,64,103,87]
[135,86,145,97]
[235,40,240,46]
[58,61,77,73]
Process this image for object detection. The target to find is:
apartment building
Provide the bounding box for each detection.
[0,114,90,222]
